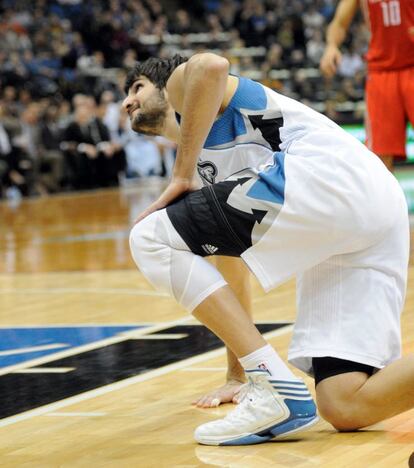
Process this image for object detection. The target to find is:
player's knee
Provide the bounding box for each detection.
[315,370,374,431]
[130,215,159,264]
[317,387,383,431]
[129,213,171,293]
[317,396,363,431]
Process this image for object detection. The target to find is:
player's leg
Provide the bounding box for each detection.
[129,183,318,445]
[290,198,410,431]
[129,204,285,367]
[193,257,252,408]
[191,285,317,445]
[377,154,394,171]
[365,70,407,170]
[401,66,414,143]
[315,355,414,430]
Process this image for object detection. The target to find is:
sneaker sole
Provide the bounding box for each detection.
[195,415,319,446]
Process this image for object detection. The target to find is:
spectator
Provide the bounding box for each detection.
[39,103,65,192]
[171,9,194,35]
[0,101,34,197]
[62,99,125,189]
[307,30,325,66]
[0,0,373,197]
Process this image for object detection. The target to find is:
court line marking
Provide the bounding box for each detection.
[122,333,189,340]
[0,323,153,328]
[34,230,129,244]
[0,317,193,376]
[180,367,227,372]
[0,320,289,328]
[0,288,169,297]
[0,322,293,428]
[46,412,106,417]
[0,344,69,356]
[0,183,164,206]
[13,367,75,374]
[0,268,139,277]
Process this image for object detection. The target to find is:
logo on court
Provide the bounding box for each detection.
[0,323,290,422]
[0,325,145,368]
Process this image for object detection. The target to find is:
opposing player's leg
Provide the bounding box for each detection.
[402,66,414,147]
[365,69,407,170]
[377,155,393,171]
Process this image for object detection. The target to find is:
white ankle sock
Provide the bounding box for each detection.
[239,344,299,381]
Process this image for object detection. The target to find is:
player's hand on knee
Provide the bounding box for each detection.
[192,380,245,408]
[135,178,196,224]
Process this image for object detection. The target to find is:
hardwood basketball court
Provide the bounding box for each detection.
[1,180,414,467]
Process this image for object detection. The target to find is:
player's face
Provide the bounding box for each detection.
[122,76,168,136]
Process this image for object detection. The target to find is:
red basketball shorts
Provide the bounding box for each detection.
[365,66,414,158]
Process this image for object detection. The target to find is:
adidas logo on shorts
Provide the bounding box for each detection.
[201,244,218,255]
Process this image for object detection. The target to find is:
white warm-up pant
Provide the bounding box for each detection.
[130,209,227,312]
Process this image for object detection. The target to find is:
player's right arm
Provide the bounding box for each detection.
[320,0,359,78]
[135,53,233,223]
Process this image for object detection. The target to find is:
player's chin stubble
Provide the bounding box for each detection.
[132,92,168,136]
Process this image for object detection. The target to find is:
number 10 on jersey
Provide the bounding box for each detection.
[381,0,401,27]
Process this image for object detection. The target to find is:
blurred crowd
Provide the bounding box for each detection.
[0,0,368,199]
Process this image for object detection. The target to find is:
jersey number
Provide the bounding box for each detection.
[381,0,401,27]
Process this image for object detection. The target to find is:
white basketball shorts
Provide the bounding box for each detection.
[166,148,409,375]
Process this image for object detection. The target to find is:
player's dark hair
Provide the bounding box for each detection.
[124,55,188,93]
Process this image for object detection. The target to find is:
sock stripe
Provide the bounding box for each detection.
[270,380,305,386]
[274,389,310,396]
[272,385,308,391]
[276,390,310,397]
[278,391,312,398]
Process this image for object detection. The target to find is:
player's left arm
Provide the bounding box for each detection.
[136,53,231,223]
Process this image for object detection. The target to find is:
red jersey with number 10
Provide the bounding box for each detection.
[361,0,414,70]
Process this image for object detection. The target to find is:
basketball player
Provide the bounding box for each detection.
[320,0,414,171]
[124,53,410,445]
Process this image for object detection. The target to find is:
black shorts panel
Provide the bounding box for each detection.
[166,188,245,257]
[313,357,377,386]
[205,180,268,251]
[166,178,270,258]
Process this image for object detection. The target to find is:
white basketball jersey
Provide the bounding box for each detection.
[192,75,404,295]
[176,77,409,376]
[196,76,365,186]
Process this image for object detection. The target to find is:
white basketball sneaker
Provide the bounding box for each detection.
[194,368,318,446]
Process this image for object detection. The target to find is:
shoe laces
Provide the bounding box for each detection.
[237,376,263,404]
[223,375,267,424]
